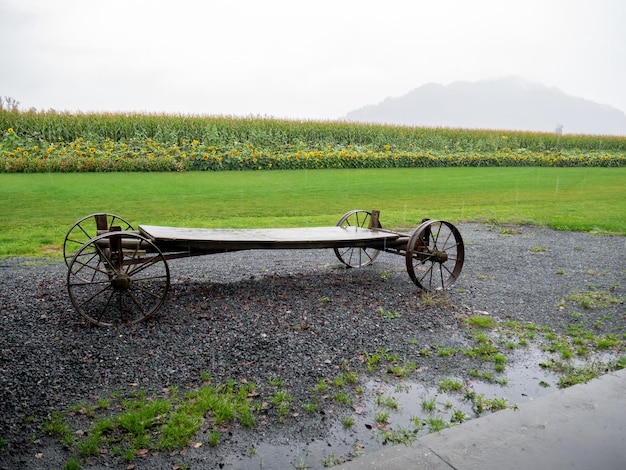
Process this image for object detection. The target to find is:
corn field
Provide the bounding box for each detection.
[1,110,624,172]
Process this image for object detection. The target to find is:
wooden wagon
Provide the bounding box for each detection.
[64,210,464,326]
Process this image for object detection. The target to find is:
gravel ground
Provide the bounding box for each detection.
[0,223,624,469]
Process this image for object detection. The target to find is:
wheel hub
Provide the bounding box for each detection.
[432,250,448,263]
[111,273,131,290]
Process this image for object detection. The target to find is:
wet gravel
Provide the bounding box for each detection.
[0,223,624,469]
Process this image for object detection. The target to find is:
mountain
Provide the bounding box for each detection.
[344,77,626,136]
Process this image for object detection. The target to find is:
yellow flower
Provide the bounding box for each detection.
[7,128,13,133]
[89,148,96,154]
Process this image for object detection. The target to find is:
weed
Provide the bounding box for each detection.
[376,394,399,410]
[303,402,318,413]
[42,411,72,447]
[451,409,470,423]
[470,368,493,382]
[387,361,416,378]
[378,307,401,319]
[378,426,418,445]
[267,376,284,388]
[499,227,523,235]
[425,416,448,432]
[529,245,547,253]
[421,397,437,413]
[564,289,623,310]
[437,347,457,357]
[363,351,382,372]
[333,391,352,406]
[596,334,619,349]
[314,378,329,394]
[484,397,509,411]
[419,348,432,357]
[62,457,81,470]
[341,371,358,385]
[342,416,355,428]
[207,429,220,447]
[374,411,389,425]
[556,363,599,388]
[77,433,100,458]
[465,315,496,329]
[322,453,342,467]
[294,455,311,469]
[438,378,464,393]
[331,376,345,388]
[319,296,332,303]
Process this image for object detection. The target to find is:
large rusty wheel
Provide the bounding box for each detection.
[64,213,134,267]
[405,220,464,290]
[334,210,381,268]
[67,231,170,327]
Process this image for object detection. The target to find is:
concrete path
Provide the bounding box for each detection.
[339,368,626,470]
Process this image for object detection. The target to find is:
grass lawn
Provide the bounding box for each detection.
[1,167,624,257]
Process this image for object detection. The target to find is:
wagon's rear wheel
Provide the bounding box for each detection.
[67,232,170,327]
[405,220,464,290]
[334,210,381,268]
[64,213,134,267]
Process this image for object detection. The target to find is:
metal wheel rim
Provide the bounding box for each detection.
[67,231,169,327]
[405,220,464,290]
[333,209,381,268]
[64,213,134,267]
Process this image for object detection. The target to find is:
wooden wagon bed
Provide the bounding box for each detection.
[138,224,403,251]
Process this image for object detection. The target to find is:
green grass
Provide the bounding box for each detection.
[1,166,625,257]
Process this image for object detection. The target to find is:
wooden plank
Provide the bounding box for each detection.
[138,224,400,252]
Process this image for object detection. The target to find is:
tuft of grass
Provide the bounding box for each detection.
[342,416,355,428]
[378,307,401,319]
[465,315,496,329]
[437,378,464,393]
[564,290,623,310]
[421,397,437,413]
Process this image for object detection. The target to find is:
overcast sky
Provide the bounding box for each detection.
[1,0,625,119]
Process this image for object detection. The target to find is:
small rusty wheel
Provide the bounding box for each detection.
[64,213,134,267]
[334,210,381,268]
[405,220,464,290]
[67,231,170,327]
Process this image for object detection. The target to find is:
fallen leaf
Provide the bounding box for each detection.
[194,442,202,448]
[35,453,43,459]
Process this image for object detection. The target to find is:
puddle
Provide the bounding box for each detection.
[220,346,570,469]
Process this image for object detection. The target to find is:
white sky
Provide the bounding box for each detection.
[1,0,625,119]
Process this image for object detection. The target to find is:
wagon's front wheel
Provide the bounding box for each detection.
[334,210,381,268]
[64,213,134,267]
[67,232,170,327]
[405,220,464,290]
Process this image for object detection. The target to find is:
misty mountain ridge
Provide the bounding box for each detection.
[344,77,626,136]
